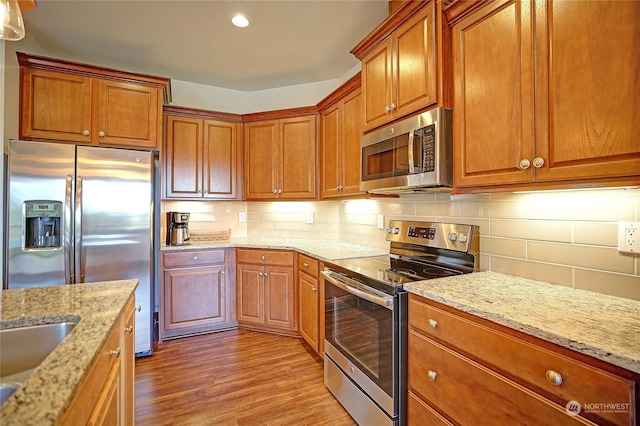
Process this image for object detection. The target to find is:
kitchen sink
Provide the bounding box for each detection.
[0,322,77,405]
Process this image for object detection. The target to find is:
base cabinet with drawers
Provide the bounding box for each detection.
[236,249,296,334]
[62,295,135,425]
[408,293,638,426]
[161,249,236,340]
[297,253,321,353]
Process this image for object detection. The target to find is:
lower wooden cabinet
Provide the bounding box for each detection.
[408,293,638,426]
[161,249,237,339]
[62,295,135,425]
[297,253,320,352]
[237,249,296,334]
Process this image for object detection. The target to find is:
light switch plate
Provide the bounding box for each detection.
[238,212,246,223]
[377,214,385,230]
[618,222,639,253]
[306,212,314,224]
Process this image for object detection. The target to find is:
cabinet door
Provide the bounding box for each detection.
[340,88,364,196]
[264,265,295,329]
[298,271,319,350]
[203,119,238,199]
[237,263,265,324]
[164,115,203,198]
[89,360,121,426]
[534,0,640,182]
[96,79,161,149]
[163,265,226,331]
[320,102,342,198]
[452,0,535,188]
[392,1,437,119]
[120,299,135,426]
[362,39,393,132]
[279,116,317,199]
[244,121,279,199]
[20,68,92,143]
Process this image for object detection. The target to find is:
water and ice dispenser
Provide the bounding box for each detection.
[23,200,62,250]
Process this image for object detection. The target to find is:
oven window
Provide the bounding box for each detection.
[325,282,393,396]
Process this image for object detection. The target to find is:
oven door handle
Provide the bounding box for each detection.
[321,270,394,310]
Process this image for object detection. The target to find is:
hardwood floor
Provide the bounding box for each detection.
[135,329,357,425]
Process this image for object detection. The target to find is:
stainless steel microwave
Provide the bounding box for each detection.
[360,107,452,194]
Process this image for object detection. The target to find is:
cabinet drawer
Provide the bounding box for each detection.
[237,249,293,266]
[408,330,593,426]
[298,254,319,278]
[407,391,453,426]
[409,296,635,425]
[163,250,225,268]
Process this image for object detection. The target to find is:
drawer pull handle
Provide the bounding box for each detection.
[109,348,121,357]
[304,262,309,267]
[545,370,563,386]
[124,326,133,333]
[428,319,438,329]
[427,370,437,381]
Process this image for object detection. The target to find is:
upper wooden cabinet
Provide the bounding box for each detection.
[18,52,171,150]
[450,0,640,192]
[352,0,449,133]
[318,74,364,199]
[163,106,242,200]
[243,110,318,200]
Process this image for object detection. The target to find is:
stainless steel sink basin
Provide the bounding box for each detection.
[0,322,77,405]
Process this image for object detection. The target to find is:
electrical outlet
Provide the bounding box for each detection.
[618,222,639,253]
[238,212,246,223]
[306,212,314,224]
[377,214,385,230]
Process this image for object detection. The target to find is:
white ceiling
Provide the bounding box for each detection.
[21,0,389,92]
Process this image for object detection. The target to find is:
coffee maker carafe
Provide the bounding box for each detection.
[166,212,190,246]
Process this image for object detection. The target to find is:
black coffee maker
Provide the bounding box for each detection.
[166,212,190,245]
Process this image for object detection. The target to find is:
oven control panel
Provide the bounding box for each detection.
[407,226,436,240]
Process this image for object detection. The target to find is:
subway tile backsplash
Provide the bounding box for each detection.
[162,187,640,301]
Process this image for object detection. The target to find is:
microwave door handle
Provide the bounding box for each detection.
[408,128,417,173]
[321,270,393,310]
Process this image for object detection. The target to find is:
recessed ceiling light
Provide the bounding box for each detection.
[231,14,249,28]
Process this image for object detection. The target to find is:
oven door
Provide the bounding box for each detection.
[322,270,396,417]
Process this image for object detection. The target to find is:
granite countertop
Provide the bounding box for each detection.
[404,271,640,374]
[162,237,389,262]
[0,280,138,425]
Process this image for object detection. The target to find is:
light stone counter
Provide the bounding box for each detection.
[161,237,389,261]
[0,280,138,425]
[404,271,640,374]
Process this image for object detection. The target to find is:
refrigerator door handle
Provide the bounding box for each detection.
[65,175,74,284]
[75,176,84,283]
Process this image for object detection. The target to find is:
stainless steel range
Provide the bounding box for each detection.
[322,220,480,426]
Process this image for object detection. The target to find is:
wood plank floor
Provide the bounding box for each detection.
[135,329,357,426]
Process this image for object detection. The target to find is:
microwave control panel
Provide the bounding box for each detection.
[422,124,435,172]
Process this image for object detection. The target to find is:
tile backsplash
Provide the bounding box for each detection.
[162,187,640,301]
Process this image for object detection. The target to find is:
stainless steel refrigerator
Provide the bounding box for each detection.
[4,140,157,356]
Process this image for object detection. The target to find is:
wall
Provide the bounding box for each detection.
[161,187,640,302]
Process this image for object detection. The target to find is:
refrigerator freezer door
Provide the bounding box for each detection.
[76,146,154,355]
[6,141,76,288]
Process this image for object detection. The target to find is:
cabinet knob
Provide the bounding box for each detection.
[272,189,278,194]
[518,159,531,170]
[136,305,142,312]
[337,185,344,190]
[384,105,391,114]
[258,272,263,277]
[221,271,225,275]
[428,319,438,329]
[98,131,105,138]
[124,326,133,333]
[277,189,282,194]
[533,157,545,168]
[389,103,396,111]
[193,256,199,261]
[109,348,121,357]
[264,272,269,277]
[312,287,317,292]
[261,255,266,261]
[545,370,563,386]
[427,370,437,381]
[82,129,90,136]
[303,262,309,267]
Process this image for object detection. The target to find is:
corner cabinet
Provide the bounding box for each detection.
[351,0,450,132]
[450,0,640,192]
[163,107,242,200]
[243,111,318,200]
[18,52,170,150]
[236,249,296,334]
[161,249,237,340]
[408,293,638,426]
[318,75,364,199]
[62,295,135,425]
